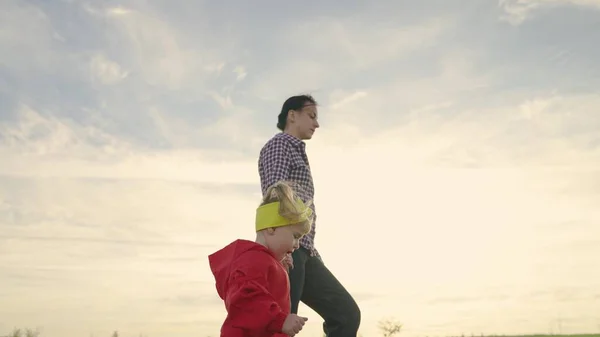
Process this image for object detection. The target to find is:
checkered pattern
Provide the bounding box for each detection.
[258,132,318,256]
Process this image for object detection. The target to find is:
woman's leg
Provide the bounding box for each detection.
[300,254,361,337]
[288,247,310,314]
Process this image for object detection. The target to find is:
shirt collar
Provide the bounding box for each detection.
[278,132,305,149]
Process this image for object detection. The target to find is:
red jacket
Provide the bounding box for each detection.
[208,239,291,337]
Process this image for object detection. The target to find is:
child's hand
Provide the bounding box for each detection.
[282,313,308,336]
[282,253,294,270]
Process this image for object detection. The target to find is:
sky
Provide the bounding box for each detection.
[1,0,600,336]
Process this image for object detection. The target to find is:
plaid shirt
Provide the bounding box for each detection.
[258,132,318,256]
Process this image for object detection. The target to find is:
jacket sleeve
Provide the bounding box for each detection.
[259,139,290,195]
[225,256,288,333]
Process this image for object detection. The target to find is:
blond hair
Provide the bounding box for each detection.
[261,181,313,235]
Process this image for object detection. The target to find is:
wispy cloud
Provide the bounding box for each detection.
[500,0,600,25]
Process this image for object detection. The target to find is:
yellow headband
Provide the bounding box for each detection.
[255,199,313,232]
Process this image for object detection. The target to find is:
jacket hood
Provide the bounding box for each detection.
[208,239,273,300]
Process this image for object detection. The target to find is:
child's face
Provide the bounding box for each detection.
[267,224,304,260]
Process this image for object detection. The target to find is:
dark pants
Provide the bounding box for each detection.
[289,247,361,337]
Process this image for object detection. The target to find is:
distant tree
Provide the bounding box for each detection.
[378,318,403,337]
[111,331,119,337]
[7,328,21,337]
[6,328,40,337]
[25,330,38,337]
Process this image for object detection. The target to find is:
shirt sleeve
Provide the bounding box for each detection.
[225,254,288,333]
[259,139,290,195]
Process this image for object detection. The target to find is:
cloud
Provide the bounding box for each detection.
[0,0,254,151]
[206,91,234,111]
[246,16,452,101]
[0,104,132,160]
[0,104,262,184]
[0,0,64,74]
[500,0,600,25]
[1,1,600,337]
[329,90,369,110]
[233,66,247,81]
[303,91,599,304]
[84,3,227,91]
[89,54,129,85]
[290,17,451,70]
[0,173,257,336]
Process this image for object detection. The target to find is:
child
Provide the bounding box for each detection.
[208,181,312,337]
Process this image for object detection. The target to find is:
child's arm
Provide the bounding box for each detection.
[225,253,288,333]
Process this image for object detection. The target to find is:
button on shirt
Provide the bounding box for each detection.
[258,132,318,256]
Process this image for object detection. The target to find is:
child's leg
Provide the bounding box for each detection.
[288,247,310,314]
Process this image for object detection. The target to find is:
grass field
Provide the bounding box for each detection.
[420,334,600,337]
[4,328,600,337]
[447,334,600,337]
[447,335,600,337]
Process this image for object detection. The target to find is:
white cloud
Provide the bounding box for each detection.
[315,93,599,170]
[207,91,234,110]
[291,17,451,70]
[84,3,227,91]
[499,0,543,25]
[0,105,257,183]
[4,70,592,193]
[518,96,557,120]
[107,6,132,16]
[499,0,600,25]
[329,90,368,110]
[0,0,67,73]
[90,54,129,84]
[249,17,451,101]
[233,66,247,81]
[0,176,249,336]
[0,104,129,156]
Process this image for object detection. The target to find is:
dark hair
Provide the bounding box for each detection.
[277,94,317,131]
